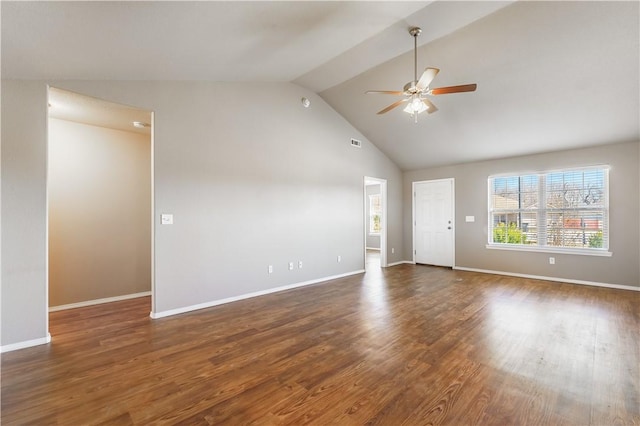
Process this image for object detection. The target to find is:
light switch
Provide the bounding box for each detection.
[161,214,173,225]
[465,216,475,223]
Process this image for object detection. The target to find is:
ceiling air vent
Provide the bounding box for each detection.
[350,138,362,148]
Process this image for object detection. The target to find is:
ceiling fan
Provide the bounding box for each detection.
[366,27,477,123]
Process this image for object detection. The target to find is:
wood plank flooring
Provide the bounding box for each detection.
[2,264,639,425]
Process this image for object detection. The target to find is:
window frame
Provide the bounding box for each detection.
[486,166,611,257]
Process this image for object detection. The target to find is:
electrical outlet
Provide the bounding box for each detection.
[337,255,341,263]
[288,262,294,270]
[298,261,303,269]
[549,257,555,265]
[391,248,395,254]
[268,265,273,274]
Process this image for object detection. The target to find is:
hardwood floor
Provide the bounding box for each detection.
[2,265,639,425]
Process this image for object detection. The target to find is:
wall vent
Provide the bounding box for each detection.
[350,138,362,148]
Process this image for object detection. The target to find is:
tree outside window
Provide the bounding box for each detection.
[488,167,608,251]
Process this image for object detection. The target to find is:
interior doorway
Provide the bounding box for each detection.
[46,87,154,327]
[413,178,455,267]
[364,177,387,270]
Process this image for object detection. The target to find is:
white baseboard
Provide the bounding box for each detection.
[49,291,151,312]
[1,333,52,353]
[150,270,366,319]
[453,267,640,292]
[386,260,415,267]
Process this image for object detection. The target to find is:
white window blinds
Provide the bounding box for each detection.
[488,167,609,251]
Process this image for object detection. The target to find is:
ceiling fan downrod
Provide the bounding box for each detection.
[409,27,421,88]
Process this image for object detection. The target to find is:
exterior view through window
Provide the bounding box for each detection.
[488,167,609,251]
[369,194,382,234]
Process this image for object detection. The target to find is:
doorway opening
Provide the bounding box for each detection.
[364,177,387,270]
[46,86,154,333]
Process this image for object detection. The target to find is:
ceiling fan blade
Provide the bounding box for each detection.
[416,67,440,91]
[377,99,408,114]
[365,90,405,95]
[429,83,477,95]
[423,98,438,114]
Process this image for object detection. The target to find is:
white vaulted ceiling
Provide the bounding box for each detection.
[1,1,429,81]
[2,1,638,170]
[321,1,640,170]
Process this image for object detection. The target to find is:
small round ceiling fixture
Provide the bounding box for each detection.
[301,97,310,108]
[132,121,150,128]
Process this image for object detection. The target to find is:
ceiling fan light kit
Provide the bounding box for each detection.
[366,26,477,123]
[404,97,428,115]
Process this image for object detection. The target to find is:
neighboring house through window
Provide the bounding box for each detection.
[488,166,609,254]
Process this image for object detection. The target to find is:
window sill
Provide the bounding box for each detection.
[485,244,612,257]
[368,232,381,237]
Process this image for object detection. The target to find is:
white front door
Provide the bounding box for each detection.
[414,179,454,267]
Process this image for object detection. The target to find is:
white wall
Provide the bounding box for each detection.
[403,141,640,288]
[1,80,404,348]
[48,118,151,307]
[1,82,48,346]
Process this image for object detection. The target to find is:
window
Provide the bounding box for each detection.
[488,167,609,254]
[369,194,381,234]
